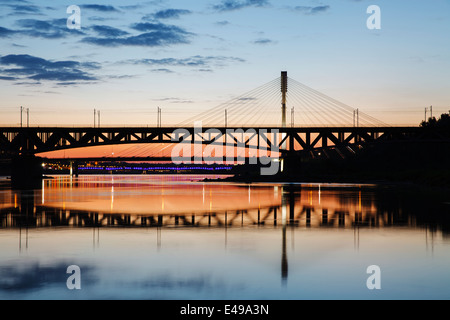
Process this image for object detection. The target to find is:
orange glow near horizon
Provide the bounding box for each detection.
[37,143,282,161]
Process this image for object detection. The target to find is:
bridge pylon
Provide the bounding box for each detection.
[281,71,287,128]
[280,71,301,176]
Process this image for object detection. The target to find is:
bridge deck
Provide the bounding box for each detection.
[0,126,426,156]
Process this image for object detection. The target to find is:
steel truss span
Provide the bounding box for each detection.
[0,126,425,158]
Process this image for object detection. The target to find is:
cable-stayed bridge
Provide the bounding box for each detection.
[1,72,424,157]
[1,71,443,186]
[178,73,388,128]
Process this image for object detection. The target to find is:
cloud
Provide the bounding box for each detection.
[119,4,145,10]
[0,26,15,37]
[80,4,119,12]
[215,20,230,26]
[14,18,85,39]
[0,54,99,84]
[0,18,86,40]
[2,4,43,16]
[8,5,39,12]
[152,9,192,20]
[91,25,129,37]
[87,16,119,22]
[128,55,245,68]
[213,0,269,12]
[1,7,190,49]
[252,38,274,45]
[83,32,190,47]
[131,22,187,33]
[83,22,192,47]
[153,97,194,103]
[0,0,32,2]
[293,5,330,15]
[151,68,175,73]
[0,76,17,80]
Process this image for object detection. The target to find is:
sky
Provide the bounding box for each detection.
[1,0,450,127]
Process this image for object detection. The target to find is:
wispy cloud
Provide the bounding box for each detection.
[118,4,146,10]
[80,4,119,12]
[91,25,129,37]
[152,97,194,104]
[0,75,17,80]
[87,16,119,22]
[0,54,99,84]
[293,5,330,15]
[213,0,269,12]
[14,18,85,39]
[252,38,275,45]
[0,26,15,38]
[2,3,43,16]
[1,5,192,49]
[126,55,245,68]
[215,20,230,26]
[82,22,192,47]
[149,9,192,20]
[151,68,175,73]
[130,22,187,33]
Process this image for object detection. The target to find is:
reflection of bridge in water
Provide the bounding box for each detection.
[1,184,448,232]
[0,186,413,230]
[1,184,449,284]
[2,184,448,237]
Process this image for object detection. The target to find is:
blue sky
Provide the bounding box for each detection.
[1,0,449,126]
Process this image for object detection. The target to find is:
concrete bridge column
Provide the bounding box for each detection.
[281,152,301,177]
[70,160,79,177]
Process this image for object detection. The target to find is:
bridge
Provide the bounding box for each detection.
[0,125,423,156]
[0,71,446,187]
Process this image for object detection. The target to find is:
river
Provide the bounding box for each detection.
[0,175,449,300]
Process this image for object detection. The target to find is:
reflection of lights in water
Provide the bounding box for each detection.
[14,194,17,208]
[111,178,115,210]
[359,190,362,212]
[42,180,45,205]
[111,186,114,211]
[318,185,321,205]
[281,188,287,226]
[248,185,251,203]
[210,188,212,212]
[274,186,278,198]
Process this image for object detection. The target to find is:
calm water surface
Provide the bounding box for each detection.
[0,175,449,300]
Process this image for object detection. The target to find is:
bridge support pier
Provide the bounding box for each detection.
[11,155,43,189]
[280,153,301,177]
[70,161,79,177]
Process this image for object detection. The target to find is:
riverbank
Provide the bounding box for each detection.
[203,139,450,193]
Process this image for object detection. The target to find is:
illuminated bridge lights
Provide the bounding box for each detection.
[78,166,233,171]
